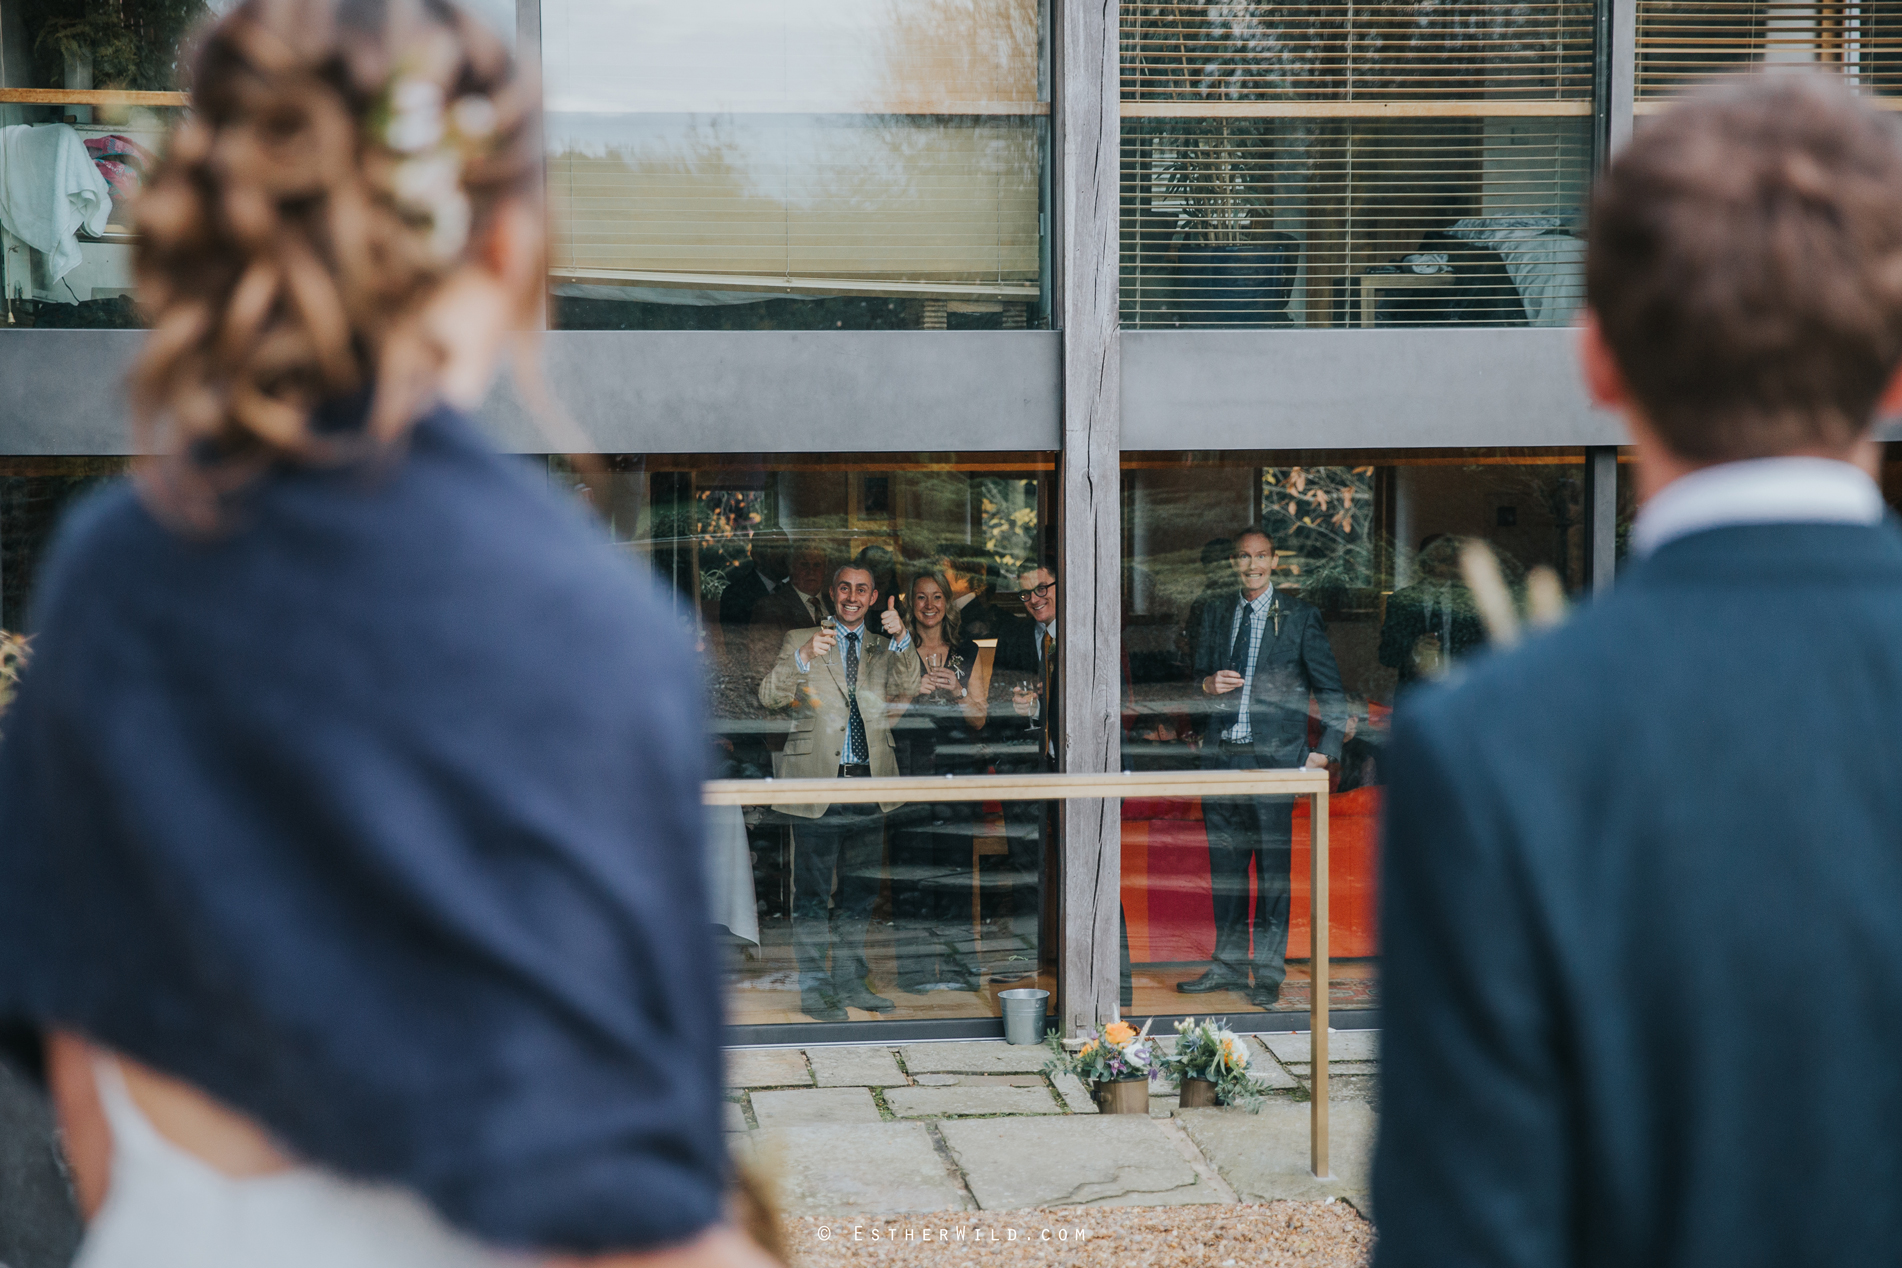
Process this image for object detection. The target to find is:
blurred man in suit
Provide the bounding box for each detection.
[718,528,791,628]
[1375,77,1902,1268]
[760,563,921,1022]
[1181,526,1345,1006]
[939,544,1004,641]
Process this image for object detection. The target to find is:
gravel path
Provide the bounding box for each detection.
[785,1202,1372,1268]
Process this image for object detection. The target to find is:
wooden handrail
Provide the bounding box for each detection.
[0,88,188,107]
[706,765,1333,1178]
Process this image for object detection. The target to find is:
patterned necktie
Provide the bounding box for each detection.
[844,630,867,764]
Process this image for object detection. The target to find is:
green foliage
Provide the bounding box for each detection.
[1161,1017,1265,1112]
[1043,1021,1160,1086]
[27,0,209,91]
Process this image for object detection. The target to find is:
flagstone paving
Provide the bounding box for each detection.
[727,1031,1379,1217]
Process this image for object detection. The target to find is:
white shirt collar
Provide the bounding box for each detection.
[1240,586,1275,611]
[1631,457,1884,558]
[953,592,975,610]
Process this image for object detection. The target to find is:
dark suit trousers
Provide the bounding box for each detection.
[1202,747,1295,987]
[793,804,884,993]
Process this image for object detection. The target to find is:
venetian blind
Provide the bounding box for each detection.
[1637,3,1902,102]
[1120,2,1596,330]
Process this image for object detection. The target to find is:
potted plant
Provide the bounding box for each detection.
[1161,121,1298,326]
[1045,1019,1159,1114]
[1162,1017,1264,1112]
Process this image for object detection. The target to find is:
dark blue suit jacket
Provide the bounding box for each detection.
[1374,520,1902,1268]
[0,408,725,1253]
[1191,591,1347,767]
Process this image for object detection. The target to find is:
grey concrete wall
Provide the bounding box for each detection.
[1122,328,1629,451]
[475,331,1063,454]
[5,327,1896,456]
[0,330,1063,456]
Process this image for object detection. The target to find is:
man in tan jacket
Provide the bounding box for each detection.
[760,562,922,1021]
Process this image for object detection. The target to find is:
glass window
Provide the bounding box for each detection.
[0,0,519,328]
[0,0,190,330]
[1637,3,1902,104]
[1120,447,1589,1018]
[1120,2,1596,329]
[542,0,1051,331]
[553,451,1057,1029]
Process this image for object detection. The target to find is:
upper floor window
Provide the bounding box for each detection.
[1120,2,1597,330]
[542,0,1051,331]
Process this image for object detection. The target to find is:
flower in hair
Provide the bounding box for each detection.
[371,72,500,262]
[385,78,445,153]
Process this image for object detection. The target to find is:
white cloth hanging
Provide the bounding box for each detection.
[0,123,113,283]
[705,803,760,946]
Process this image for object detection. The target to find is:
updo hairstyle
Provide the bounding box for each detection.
[130,0,539,522]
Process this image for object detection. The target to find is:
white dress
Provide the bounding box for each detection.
[76,1058,529,1268]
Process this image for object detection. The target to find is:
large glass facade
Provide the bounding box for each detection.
[1120,2,1596,328]
[552,452,1058,1028]
[1120,448,1589,1017]
[542,0,1050,332]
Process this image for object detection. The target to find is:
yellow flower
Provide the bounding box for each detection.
[1104,1021,1137,1046]
[1078,1040,1099,1059]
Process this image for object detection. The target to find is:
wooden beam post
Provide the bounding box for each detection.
[1054,0,1123,1039]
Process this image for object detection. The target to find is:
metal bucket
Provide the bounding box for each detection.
[1178,1078,1218,1109]
[999,988,1049,1045]
[1094,1077,1150,1115]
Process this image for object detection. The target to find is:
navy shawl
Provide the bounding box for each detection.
[0,407,725,1252]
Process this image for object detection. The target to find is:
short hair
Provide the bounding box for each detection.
[1019,557,1058,581]
[830,562,876,593]
[1231,526,1275,552]
[1587,75,1902,462]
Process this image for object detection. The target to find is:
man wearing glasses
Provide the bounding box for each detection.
[987,561,1059,982]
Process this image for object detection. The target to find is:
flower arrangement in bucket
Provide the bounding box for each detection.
[1045,1019,1160,1114]
[1162,1017,1263,1112]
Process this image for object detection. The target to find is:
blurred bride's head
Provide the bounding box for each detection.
[131,0,541,523]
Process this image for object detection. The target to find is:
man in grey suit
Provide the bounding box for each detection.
[1180,526,1346,1007]
[760,563,922,1022]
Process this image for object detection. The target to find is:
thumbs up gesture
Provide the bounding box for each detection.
[880,595,906,638]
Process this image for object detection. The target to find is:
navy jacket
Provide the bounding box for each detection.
[0,408,725,1253]
[1191,591,1347,766]
[1374,521,1902,1268]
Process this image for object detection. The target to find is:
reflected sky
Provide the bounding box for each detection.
[541,0,1043,115]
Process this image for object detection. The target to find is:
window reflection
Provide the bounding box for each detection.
[1119,2,1595,329]
[555,452,1056,1028]
[543,0,1051,331]
[1121,448,1588,1017]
